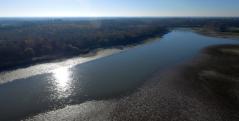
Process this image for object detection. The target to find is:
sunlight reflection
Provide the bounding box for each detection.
[52,67,72,98]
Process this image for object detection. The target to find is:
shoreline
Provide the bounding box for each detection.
[192,27,239,39]
[0,34,166,72]
[0,47,122,72]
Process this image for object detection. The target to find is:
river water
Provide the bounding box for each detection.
[0,30,239,121]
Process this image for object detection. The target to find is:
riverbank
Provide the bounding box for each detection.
[110,44,239,121]
[192,27,239,39]
[0,47,123,72]
[0,32,168,72]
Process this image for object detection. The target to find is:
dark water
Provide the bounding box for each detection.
[0,30,239,121]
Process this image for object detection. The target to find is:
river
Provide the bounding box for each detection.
[0,29,239,121]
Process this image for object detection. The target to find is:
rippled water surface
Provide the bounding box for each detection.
[0,30,239,121]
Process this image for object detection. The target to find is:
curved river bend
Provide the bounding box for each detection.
[0,30,239,121]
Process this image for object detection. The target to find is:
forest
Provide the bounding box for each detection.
[0,18,239,69]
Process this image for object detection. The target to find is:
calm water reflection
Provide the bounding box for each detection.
[0,30,239,121]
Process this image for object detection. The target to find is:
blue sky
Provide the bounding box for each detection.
[0,0,239,17]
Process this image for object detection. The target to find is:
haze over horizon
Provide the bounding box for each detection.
[0,0,239,17]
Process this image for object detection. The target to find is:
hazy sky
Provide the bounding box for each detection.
[0,0,239,17]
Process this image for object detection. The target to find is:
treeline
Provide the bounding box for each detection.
[0,19,168,69]
[0,18,239,69]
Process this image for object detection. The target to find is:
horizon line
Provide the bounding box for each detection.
[0,16,239,18]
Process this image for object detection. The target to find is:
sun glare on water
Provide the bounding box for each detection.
[52,67,73,98]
